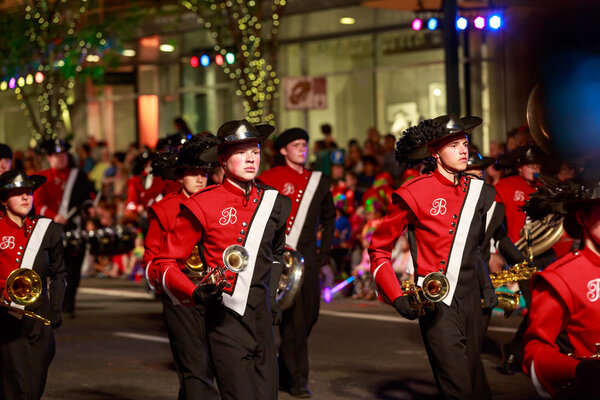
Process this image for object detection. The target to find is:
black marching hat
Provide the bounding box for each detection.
[0,143,12,160]
[514,145,546,166]
[395,114,483,165]
[466,152,495,170]
[152,134,221,181]
[36,138,71,155]
[200,119,274,162]
[274,128,309,151]
[0,170,46,192]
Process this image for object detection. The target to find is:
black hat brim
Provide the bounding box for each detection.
[467,156,495,170]
[200,124,273,163]
[0,174,46,192]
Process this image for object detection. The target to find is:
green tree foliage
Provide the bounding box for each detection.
[0,0,141,141]
[179,0,286,124]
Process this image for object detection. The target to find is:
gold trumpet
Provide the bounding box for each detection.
[184,244,249,289]
[401,272,450,317]
[1,268,51,326]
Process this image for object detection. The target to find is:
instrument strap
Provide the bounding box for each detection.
[286,171,321,250]
[58,168,79,217]
[9,218,51,313]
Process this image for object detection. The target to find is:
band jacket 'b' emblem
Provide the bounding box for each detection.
[513,190,525,202]
[282,182,295,196]
[587,278,600,302]
[219,207,238,225]
[0,236,15,250]
[430,198,447,216]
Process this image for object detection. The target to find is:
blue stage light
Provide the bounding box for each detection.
[200,54,210,67]
[489,14,503,30]
[456,17,468,30]
[427,18,438,30]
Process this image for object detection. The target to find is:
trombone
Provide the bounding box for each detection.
[1,268,51,326]
[400,272,450,317]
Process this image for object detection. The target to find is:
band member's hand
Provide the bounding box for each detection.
[481,287,499,310]
[392,296,420,320]
[192,284,222,306]
[53,214,67,225]
[49,310,63,329]
[270,297,282,325]
[576,359,600,394]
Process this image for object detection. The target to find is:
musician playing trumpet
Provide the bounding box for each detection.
[153,120,291,400]
[0,170,66,400]
[369,115,498,399]
[523,169,600,399]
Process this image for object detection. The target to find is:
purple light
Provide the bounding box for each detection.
[322,288,332,303]
[412,18,423,31]
[331,276,356,295]
[474,16,486,29]
[8,77,16,89]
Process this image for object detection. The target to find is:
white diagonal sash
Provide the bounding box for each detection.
[222,189,278,316]
[58,168,79,217]
[286,171,321,250]
[442,179,484,306]
[9,218,51,312]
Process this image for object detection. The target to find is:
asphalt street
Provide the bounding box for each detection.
[42,277,540,400]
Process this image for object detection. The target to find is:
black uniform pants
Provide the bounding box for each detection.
[0,313,55,400]
[63,252,85,314]
[206,301,277,400]
[162,295,219,400]
[419,288,491,400]
[278,266,320,390]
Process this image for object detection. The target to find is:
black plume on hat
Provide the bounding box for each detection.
[0,143,12,160]
[151,151,178,181]
[395,119,442,167]
[36,138,71,155]
[177,134,220,170]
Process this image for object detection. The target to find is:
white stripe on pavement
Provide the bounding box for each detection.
[79,287,155,299]
[114,332,169,343]
[319,310,517,334]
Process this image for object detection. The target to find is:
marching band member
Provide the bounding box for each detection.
[522,169,600,399]
[33,139,94,317]
[259,128,335,398]
[0,170,66,400]
[0,143,12,174]
[495,145,556,374]
[368,115,498,399]
[144,134,220,399]
[153,119,291,400]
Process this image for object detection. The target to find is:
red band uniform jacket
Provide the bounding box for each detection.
[259,165,336,271]
[369,170,496,305]
[144,191,186,296]
[494,174,537,243]
[523,247,600,397]
[153,179,291,313]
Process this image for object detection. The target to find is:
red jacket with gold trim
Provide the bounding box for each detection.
[523,247,600,397]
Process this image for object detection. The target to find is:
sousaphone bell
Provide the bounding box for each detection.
[1,268,51,325]
[276,250,304,311]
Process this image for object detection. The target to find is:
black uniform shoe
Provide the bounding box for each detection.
[289,386,312,398]
[499,344,516,375]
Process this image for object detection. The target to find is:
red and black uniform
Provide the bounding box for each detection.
[0,214,66,400]
[369,170,496,399]
[34,166,93,314]
[523,247,600,397]
[153,179,290,400]
[144,191,219,400]
[259,164,335,392]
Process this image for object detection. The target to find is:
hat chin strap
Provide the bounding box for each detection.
[435,149,464,184]
[223,166,254,198]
